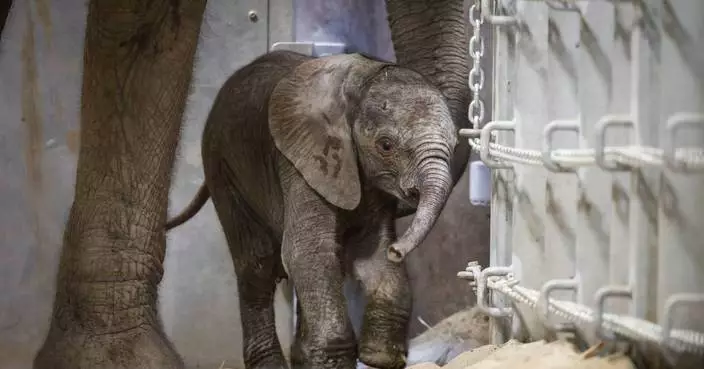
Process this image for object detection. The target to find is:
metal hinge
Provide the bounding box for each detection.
[270,41,347,57]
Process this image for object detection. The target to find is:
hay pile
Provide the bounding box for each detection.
[405,307,492,366]
[400,307,636,369]
[407,338,637,369]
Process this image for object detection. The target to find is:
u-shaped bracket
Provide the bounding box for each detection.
[479,267,515,318]
[661,293,704,348]
[538,278,580,332]
[593,285,632,341]
[542,120,580,172]
[594,115,635,172]
[458,263,514,318]
[663,113,704,172]
[545,0,581,12]
[480,120,515,169]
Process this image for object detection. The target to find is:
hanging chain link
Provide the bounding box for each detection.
[468,0,486,129]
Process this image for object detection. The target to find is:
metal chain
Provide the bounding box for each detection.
[468,1,486,129]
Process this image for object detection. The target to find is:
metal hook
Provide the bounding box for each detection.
[459,128,482,139]
[480,120,515,169]
[593,285,632,341]
[457,260,482,293]
[661,293,704,347]
[594,115,634,172]
[542,120,580,172]
[538,278,580,332]
[663,113,704,172]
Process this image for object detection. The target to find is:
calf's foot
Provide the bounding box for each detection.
[357,300,408,369]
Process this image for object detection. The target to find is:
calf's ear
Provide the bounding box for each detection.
[269,54,387,210]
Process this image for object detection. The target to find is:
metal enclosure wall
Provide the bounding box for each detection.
[473,0,704,358]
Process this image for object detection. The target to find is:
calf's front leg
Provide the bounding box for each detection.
[282,178,357,369]
[349,212,412,369]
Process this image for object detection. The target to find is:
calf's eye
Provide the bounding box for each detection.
[377,137,394,153]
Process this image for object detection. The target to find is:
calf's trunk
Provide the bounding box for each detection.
[387,157,453,263]
[34,1,206,369]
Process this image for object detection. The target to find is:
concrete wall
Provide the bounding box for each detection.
[0,1,490,368]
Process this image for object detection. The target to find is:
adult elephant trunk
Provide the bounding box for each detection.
[385,0,471,190]
[388,157,453,263]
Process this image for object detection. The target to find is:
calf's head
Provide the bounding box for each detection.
[269,53,457,262]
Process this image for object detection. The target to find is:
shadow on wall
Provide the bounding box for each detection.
[294,0,491,338]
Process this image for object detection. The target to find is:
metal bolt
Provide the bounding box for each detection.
[248,10,258,23]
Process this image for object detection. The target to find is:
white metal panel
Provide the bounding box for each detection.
[606,0,635,318]
[628,0,661,323]
[656,0,704,333]
[479,0,704,357]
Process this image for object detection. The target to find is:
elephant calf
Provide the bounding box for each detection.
[167,50,458,369]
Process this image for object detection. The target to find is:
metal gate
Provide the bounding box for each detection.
[460,0,704,362]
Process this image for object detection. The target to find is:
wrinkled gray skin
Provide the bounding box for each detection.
[166,50,458,369]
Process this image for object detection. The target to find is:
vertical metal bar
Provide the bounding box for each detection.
[656,0,704,335]
[509,0,550,341]
[607,0,636,317]
[488,0,516,345]
[574,3,615,345]
[628,0,661,323]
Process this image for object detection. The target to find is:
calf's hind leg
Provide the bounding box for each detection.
[210,187,288,369]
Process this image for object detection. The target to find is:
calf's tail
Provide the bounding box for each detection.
[165,183,210,230]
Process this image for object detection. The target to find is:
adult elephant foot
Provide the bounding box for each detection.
[34,325,183,369]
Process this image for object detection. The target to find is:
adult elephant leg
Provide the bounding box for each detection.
[209,181,288,369]
[385,0,471,188]
[33,1,206,369]
[348,212,411,369]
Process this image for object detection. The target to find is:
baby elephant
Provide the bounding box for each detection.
[166,50,458,369]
